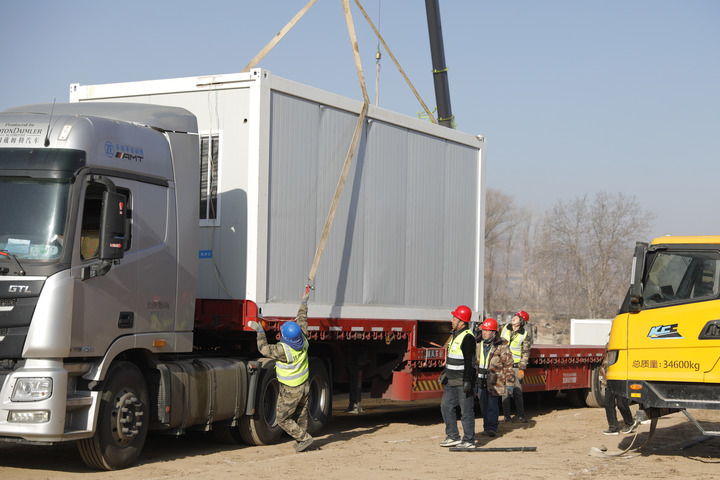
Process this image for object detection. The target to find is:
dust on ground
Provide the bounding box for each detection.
[1,394,719,480]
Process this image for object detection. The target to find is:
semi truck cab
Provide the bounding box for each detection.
[0,103,198,466]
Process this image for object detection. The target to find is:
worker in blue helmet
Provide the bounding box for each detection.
[248,285,314,452]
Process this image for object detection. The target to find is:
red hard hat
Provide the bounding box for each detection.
[515,310,530,323]
[481,318,498,331]
[451,305,472,323]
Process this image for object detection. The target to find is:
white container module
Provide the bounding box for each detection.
[70,69,485,321]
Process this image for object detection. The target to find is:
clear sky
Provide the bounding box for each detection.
[2,1,718,240]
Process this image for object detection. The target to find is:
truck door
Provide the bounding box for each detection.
[626,248,720,384]
[71,176,138,356]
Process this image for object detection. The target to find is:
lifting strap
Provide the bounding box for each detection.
[239,0,435,290]
[307,102,368,285]
[241,0,318,73]
[308,2,370,285]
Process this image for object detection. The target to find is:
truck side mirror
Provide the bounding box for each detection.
[628,242,648,312]
[98,190,127,261]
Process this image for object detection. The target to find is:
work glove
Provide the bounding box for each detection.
[463,382,473,394]
[247,321,264,333]
[507,385,514,396]
[518,370,525,381]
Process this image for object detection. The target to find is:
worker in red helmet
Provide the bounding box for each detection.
[476,317,515,437]
[248,285,314,453]
[439,305,477,449]
[500,311,532,423]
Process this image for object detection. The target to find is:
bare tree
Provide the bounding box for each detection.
[484,189,529,318]
[533,192,654,318]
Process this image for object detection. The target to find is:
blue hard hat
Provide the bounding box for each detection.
[281,321,303,350]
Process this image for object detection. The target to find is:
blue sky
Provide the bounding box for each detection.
[2,1,718,240]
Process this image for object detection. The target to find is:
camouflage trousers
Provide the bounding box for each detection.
[277,381,311,442]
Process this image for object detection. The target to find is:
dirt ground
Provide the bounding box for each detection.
[1,393,719,480]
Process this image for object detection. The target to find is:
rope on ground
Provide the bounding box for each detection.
[588,417,658,458]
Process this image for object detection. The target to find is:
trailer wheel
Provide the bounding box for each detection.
[583,365,605,408]
[77,361,149,470]
[307,357,332,434]
[239,362,283,445]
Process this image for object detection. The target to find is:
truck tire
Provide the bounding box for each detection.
[307,357,332,434]
[77,361,149,470]
[239,362,283,445]
[583,365,605,408]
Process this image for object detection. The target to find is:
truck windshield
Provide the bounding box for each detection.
[643,250,720,307]
[0,177,71,261]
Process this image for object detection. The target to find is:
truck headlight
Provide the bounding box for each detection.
[607,349,619,367]
[12,377,53,401]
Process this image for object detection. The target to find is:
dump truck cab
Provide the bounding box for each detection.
[607,236,720,411]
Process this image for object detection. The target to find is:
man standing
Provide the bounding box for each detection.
[248,287,314,452]
[599,350,635,435]
[476,318,516,437]
[439,305,477,449]
[500,311,531,423]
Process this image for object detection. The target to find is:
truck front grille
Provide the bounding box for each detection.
[0,298,17,308]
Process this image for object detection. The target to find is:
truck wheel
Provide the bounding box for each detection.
[307,357,332,434]
[239,362,283,445]
[583,366,605,408]
[77,361,149,470]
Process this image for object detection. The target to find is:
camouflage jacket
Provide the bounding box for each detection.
[499,324,531,370]
[476,334,516,397]
[256,302,309,363]
[599,351,608,389]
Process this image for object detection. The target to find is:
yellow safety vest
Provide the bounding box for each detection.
[501,326,526,364]
[276,337,309,386]
[446,328,474,380]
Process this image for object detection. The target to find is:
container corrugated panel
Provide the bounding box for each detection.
[266,91,480,319]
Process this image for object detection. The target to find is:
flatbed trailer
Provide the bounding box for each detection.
[524,344,606,407]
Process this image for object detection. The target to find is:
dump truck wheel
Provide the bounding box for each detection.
[78,361,149,470]
[307,357,332,434]
[239,362,283,445]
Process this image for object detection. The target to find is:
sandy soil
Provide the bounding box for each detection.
[1,394,719,480]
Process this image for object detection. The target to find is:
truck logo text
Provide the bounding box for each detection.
[8,285,30,293]
[105,141,144,162]
[647,324,683,339]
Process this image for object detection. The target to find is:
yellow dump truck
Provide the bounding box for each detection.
[607,236,720,433]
